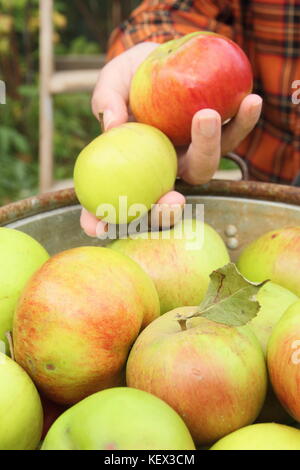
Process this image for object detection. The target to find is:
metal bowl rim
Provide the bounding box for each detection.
[1,180,300,226]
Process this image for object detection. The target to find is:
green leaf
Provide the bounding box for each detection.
[177,263,267,327]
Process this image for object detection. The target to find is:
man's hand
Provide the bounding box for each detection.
[81,42,262,237]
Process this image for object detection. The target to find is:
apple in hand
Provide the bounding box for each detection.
[0,227,49,347]
[267,300,300,422]
[210,423,300,450]
[130,32,253,146]
[0,352,43,450]
[13,247,160,405]
[126,306,267,446]
[41,387,196,450]
[74,122,177,224]
[237,226,300,297]
[109,218,230,314]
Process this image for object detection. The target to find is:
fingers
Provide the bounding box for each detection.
[80,208,107,238]
[81,191,186,238]
[178,94,262,185]
[91,42,159,131]
[91,60,129,130]
[221,94,262,156]
[149,191,186,229]
[178,109,222,185]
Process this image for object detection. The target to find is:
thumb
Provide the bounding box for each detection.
[91,43,159,131]
[91,59,130,130]
[178,109,221,185]
[92,89,128,131]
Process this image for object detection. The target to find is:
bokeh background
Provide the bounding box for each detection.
[0,0,236,207]
[0,0,140,205]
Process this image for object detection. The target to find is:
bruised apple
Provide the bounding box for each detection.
[13,247,160,405]
[130,32,253,146]
[73,122,177,224]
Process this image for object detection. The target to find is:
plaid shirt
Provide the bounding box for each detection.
[107,0,300,184]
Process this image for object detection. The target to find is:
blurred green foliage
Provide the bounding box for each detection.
[0,0,139,205]
[0,0,234,206]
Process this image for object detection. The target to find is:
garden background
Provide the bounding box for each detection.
[0,0,235,207]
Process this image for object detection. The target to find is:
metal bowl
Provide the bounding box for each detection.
[1,180,300,260]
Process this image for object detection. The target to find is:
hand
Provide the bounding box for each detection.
[81,42,262,237]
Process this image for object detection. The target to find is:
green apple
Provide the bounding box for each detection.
[13,247,160,405]
[126,307,267,446]
[210,423,300,450]
[248,281,298,356]
[41,387,195,450]
[109,218,230,314]
[73,122,177,224]
[237,226,300,296]
[0,352,43,450]
[0,227,49,347]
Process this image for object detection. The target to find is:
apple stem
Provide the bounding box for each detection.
[99,112,105,133]
[5,331,15,360]
[178,318,187,331]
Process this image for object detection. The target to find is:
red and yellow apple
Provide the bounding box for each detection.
[267,300,300,422]
[13,246,160,405]
[238,225,300,423]
[237,226,300,297]
[109,218,230,314]
[73,122,177,224]
[126,306,267,446]
[247,281,298,424]
[130,32,253,146]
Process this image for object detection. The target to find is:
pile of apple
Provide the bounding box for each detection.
[1,221,300,451]
[1,32,300,451]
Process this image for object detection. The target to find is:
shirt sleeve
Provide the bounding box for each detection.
[107,0,235,60]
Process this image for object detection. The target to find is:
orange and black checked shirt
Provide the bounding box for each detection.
[107,0,300,184]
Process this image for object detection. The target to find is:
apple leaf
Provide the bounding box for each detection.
[177,263,267,328]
